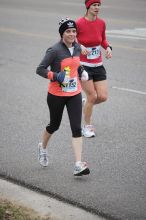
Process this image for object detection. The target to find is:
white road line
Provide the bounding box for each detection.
[112,86,146,95]
[107,34,146,41]
[107,28,146,41]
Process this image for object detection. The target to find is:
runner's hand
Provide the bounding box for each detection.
[105,46,112,59]
[80,45,90,56]
[53,71,66,83]
[78,66,89,81]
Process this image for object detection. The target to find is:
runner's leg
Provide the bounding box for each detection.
[94,80,108,104]
[66,94,82,162]
[81,80,96,125]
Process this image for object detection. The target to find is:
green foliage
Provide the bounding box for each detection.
[0,199,52,220]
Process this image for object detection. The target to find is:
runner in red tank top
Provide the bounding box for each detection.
[76,0,112,138]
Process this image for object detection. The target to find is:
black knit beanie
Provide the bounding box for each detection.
[59,18,77,37]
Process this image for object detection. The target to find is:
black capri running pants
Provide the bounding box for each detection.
[46,92,82,137]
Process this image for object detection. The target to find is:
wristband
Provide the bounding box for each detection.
[107,45,112,51]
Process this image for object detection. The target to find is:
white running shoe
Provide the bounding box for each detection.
[74,162,90,176]
[38,143,48,167]
[82,125,95,138]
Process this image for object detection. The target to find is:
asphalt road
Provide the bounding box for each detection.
[0,0,146,219]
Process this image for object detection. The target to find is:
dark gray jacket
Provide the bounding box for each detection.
[36,40,81,78]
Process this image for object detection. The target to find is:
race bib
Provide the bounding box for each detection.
[61,77,77,92]
[87,46,101,59]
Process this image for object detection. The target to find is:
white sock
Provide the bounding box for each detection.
[75,161,81,166]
